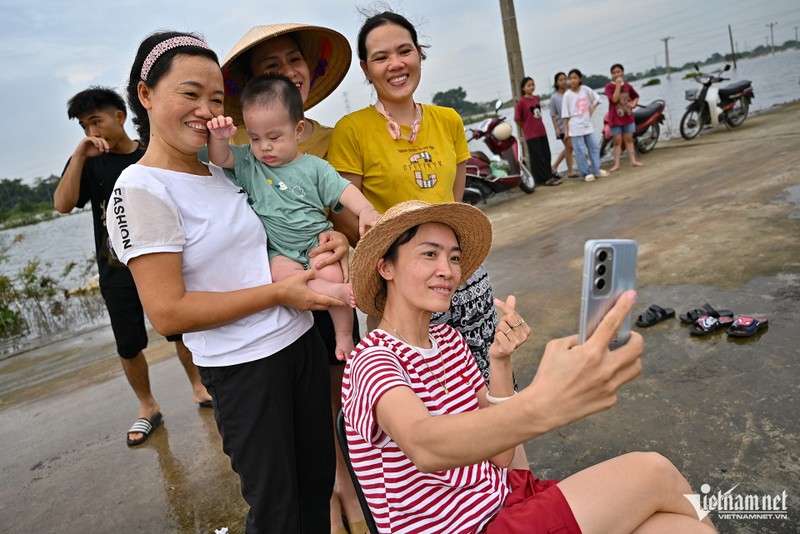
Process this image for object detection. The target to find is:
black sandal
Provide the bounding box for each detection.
[679,303,733,324]
[636,304,675,327]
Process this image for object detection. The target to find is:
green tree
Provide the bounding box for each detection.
[432,87,482,116]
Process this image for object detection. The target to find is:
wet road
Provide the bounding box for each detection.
[1,102,799,533]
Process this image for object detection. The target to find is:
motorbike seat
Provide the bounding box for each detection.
[718,80,752,99]
[470,151,491,164]
[633,101,664,122]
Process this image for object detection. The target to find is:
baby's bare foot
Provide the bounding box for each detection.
[335,333,355,361]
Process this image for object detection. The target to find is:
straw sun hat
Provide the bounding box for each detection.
[221,23,351,125]
[352,201,493,318]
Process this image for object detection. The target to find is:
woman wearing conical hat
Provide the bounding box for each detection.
[221,23,368,534]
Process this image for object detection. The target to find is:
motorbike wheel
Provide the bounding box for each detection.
[680,109,703,140]
[636,123,660,153]
[724,99,749,128]
[599,137,611,158]
[519,162,536,194]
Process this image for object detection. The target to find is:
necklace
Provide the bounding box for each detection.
[374,100,422,143]
[386,324,448,395]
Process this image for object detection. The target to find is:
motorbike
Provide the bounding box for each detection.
[680,64,754,140]
[463,100,535,205]
[599,99,666,158]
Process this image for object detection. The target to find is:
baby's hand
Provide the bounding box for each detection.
[358,208,381,237]
[207,116,237,140]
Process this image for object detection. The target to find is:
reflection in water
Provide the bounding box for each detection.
[148,413,247,533]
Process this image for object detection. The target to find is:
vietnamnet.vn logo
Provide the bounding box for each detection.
[684,483,789,521]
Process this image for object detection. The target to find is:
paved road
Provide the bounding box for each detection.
[1,102,798,533]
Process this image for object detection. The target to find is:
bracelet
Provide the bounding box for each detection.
[486,391,516,405]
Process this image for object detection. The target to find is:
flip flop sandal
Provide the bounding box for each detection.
[126,412,163,447]
[727,315,768,338]
[567,171,581,178]
[636,304,676,327]
[679,303,734,324]
[544,177,562,186]
[689,315,734,336]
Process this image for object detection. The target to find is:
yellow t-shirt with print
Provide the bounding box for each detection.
[328,104,470,214]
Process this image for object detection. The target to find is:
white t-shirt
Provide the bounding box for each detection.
[107,163,312,367]
[342,323,509,533]
[561,85,599,137]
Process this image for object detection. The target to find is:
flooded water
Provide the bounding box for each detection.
[0,209,95,289]
[468,48,800,169]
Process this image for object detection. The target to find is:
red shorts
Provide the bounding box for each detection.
[482,470,581,534]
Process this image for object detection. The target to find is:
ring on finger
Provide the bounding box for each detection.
[511,318,525,328]
[504,328,511,335]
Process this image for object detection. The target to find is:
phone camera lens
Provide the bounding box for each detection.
[598,250,608,262]
[595,278,606,290]
[596,264,606,276]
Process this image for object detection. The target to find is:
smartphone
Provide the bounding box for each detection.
[578,239,638,349]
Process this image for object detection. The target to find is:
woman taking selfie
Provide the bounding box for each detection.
[341,200,716,534]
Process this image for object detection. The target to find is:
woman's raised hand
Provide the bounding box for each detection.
[488,295,530,360]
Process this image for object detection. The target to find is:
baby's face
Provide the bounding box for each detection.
[243,105,302,167]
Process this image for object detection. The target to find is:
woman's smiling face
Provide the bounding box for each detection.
[140,54,224,155]
[360,22,422,105]
[379,222,462,314]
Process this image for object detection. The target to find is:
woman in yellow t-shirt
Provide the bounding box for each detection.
[328,11,499,386]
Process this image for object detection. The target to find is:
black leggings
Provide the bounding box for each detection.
[526,136,553,184]
[200,328,334,533]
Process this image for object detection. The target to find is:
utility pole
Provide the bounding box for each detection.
[795,26,799,48]
[766,22,777,54]
[498,0,525,101]
[661,36,674,79]
[498,0,527,163]
[728,25,737,70]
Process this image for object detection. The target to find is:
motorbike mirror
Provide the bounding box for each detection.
[724,64,731,71]
[495,99,503,111]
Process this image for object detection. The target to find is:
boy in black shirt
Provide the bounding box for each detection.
[55,86,212,446]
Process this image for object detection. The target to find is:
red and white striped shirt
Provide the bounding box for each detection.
[342,323,509,534]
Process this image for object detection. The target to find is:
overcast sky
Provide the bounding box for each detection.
[1,0,797,183]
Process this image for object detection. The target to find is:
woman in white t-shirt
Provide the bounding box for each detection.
[549,72,578,178]
[343,200,716,534]
[106,30,348,533]
[561,68,609,182]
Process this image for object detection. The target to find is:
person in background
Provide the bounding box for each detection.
[219,24,368,533]
[108,30,346,532]
[605,63,643,172]
[561,68,609,182]
[549,72,578,178]
[55,86,212,448]
[515,76,561,186]
[342,199,717,534]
